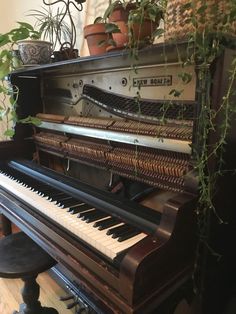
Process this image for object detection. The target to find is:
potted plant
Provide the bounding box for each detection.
[15,23,52,65]
[102,0,165,52]
[27,6,78,61]
[84,0,165,56]
[84,18,120,56]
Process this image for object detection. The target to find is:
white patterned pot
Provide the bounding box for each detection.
[17,40,52,65]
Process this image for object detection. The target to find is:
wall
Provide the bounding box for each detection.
[0,0,43,33]
[0,0,108,56]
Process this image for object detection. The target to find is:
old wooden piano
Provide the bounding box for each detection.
[0,42,235,313]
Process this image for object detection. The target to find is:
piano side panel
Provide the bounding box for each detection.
[119,193,196,309]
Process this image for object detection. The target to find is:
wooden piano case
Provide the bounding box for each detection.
[0,42,235,313]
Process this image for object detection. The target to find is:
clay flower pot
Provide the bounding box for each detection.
[84,23,110,56]
[108,4,159,49]
[17,40,52,65]
[108,4,134,49]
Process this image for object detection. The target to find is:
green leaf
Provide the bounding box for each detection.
[97,39,107,47]
[11,28,29,42]
[0,34,10,47]
[18,116,41,126]
[4,129,15,137]
[105,23,120,33]
[17,21,34,31]
[178,72,192,84]
[0,59,11,80]
[94,17,103,24]
[0,84,8,94]
[9,96,16,105]
[197,4,208,15]
[107,38,117,47]
[169,89,184,97]
[0,108,7,119]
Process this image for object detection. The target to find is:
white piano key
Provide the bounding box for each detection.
[0,173,147,260]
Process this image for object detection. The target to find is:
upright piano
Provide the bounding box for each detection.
[0,42,235,313]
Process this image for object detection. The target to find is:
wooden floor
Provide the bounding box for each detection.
[0,221,77,314]
[0,272,76,314]
[0,273,194,314]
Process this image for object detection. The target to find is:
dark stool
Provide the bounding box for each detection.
[0,232,58,314]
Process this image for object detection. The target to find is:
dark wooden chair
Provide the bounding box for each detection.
[0,231,59,314]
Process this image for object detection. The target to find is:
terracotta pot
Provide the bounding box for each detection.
[109,4,134,23]
[84,23,110,56]
[132,20,158,42]
[108,4,133,48]
[109,4,157,49]
[17,40,52,65]
[110,20,129,48]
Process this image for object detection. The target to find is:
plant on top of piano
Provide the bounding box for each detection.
[42,0,87,60]
[83,17,120,56]
[27,6,72,53]
[0,22,42,137]
[84,0,166,56]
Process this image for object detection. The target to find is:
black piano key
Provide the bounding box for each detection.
[51,195,71,202]
[59,198,83,208]
[26,182,49,189]
[111,225,134,238]
[78,208,96,219]
[44,191,64,198]
[94,217,120,230]
[117,230,140,242]
[85,212,109,223]
[30,182,49,188]
[79,209,99,219]
[69,204,91,214]
[37,188,59,195]
[106,223,130,236]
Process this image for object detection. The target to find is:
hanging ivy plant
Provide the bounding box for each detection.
[163,0,236,301]
[0,22,41,138]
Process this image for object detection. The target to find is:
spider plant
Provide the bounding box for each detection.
[27,6,72,51]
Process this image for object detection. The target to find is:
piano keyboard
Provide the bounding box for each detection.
[0,170,147,260]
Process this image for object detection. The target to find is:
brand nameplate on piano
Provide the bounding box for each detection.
[133,76,172,87]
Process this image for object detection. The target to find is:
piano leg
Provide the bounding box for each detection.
[14,276,58,314]
[1,214,12,236]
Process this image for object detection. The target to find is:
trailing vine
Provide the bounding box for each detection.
[169,0,236,300]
